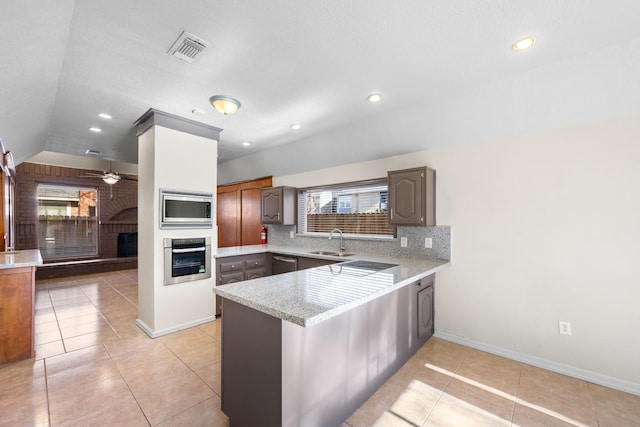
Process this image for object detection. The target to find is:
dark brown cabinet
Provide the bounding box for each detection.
[216,253,271,314]
[261,186,296,225]
[416,275,434,341]
[388,166,436,226]
[296,256,337,270]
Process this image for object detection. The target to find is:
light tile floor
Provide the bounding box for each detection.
[1,269,638,426]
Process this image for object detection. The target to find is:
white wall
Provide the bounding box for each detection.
[274,114,640,393]
[137,125,217,336]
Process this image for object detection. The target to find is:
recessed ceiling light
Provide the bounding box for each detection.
[513,36,536,51]
[98,113,112,119]
[367,93,383,103]
[192,108,206,116]
[89,127,102,133]
[85,149,102,156]
[290,123,301,130]
[242,141,251,147]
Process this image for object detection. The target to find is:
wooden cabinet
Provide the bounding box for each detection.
[388,166,435,226]
[261,186,296,225]
[0,266,35,364]
[217,177,272,248]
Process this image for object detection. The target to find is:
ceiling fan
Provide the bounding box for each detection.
[83,160,137,185]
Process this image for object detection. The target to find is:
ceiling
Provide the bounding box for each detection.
[2,1,640,173]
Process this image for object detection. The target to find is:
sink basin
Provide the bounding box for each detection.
[308,251,355,257]
[308,250,338,256]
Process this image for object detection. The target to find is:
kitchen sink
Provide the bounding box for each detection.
[308,250,355,257]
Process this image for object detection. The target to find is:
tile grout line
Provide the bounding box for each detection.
[102,342,153,426]
[78,279,124,340]
[420,347,471,426]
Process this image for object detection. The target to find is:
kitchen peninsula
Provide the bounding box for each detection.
[214,246,449,427]
[0,249,43,364]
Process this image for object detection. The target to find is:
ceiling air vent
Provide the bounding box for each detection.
[167,31,210,63]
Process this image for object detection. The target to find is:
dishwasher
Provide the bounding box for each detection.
[272,255,298,275]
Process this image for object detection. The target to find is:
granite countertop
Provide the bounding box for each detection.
[0,250,43,270]
[213,244,450,327]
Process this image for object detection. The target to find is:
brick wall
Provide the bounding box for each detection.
[15,162,138,258]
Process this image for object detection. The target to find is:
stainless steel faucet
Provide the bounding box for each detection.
[328,228,346,254]
[3,233,14,253]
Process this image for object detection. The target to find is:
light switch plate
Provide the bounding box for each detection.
[400,237,408,247]
[425,237,432,248]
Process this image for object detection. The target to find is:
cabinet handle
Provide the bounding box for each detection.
[420,216,424,223]
[390,209,394,219]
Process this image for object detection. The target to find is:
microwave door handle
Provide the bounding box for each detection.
[172,247,206,254]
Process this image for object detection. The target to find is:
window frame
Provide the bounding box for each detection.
[297,178,395,239]
[37,182,100,261]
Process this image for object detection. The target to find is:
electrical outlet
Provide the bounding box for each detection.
[289,231,294,238]
[558,321,572,335]
[400,237,408,247]
[425,237,432,248]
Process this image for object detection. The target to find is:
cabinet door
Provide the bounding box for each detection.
[261,188,283,223]
[245,268,267,280]
[388,166,435,227]
[219,271,245,285]
[241,188,263,245]
[417,285,433,341]
[217,190,241,247]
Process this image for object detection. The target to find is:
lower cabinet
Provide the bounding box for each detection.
[416,275,434,341]
[296,256,337,270]
[216,253,271,314]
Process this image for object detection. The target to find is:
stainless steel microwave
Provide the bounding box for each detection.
[160,189,213,228]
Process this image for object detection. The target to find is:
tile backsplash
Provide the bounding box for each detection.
[268,225,450,261]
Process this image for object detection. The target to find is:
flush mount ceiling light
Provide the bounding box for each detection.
[290,123,302,130]
[242,141,251,147]
[513,36,536,51]
[209,95,241,115]
[367,93,383,103]
[102,173,119,185]
[89,127,102,133]
[98,113,112,119]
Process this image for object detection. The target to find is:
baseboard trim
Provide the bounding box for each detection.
[434,330,640,397]
[135,315,217,339]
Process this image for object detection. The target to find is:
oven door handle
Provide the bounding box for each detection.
[172,247,206,254]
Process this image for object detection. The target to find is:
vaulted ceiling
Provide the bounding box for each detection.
[2,1,640,176]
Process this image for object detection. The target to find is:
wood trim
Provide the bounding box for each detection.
[217,176,272,193]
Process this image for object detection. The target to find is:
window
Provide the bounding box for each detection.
[298,179,393,237]
[37,184,98,259]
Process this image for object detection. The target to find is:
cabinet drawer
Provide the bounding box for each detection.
[244,256,266,269]
[219,260,245,273]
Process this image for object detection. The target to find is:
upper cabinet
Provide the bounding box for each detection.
[261,186,297,225]
[388,166,436,227]
[217,176,272,248]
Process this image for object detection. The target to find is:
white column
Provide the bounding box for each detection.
[134,109,221,337]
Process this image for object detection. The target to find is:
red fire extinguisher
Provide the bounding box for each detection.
[260,225,267,244]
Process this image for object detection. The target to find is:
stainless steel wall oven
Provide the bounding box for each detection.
[163,237,211,285]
